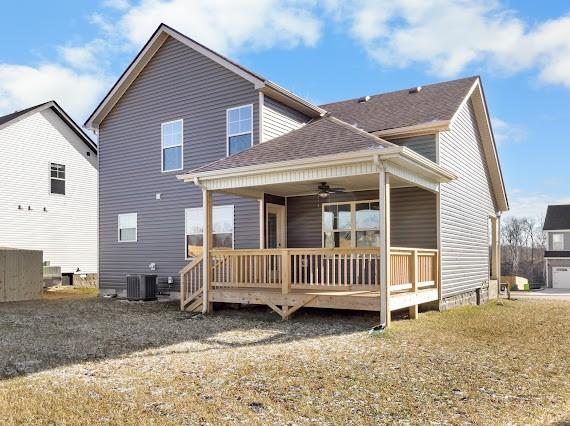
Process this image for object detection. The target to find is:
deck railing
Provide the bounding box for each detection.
[181,247,438,310]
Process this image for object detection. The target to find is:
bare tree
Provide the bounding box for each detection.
[522,218,537,264]
[501,217,526,275]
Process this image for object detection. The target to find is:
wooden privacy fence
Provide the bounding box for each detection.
[181,247,439,310]
[0,248,43,302]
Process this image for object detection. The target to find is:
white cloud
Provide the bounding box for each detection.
[504,190,570,221]
[492,117,526,145]
[0,63,110,121]
[58,39,109,70]
[98,0,322,54]
[102,0,131,10]
[325,0,570,87]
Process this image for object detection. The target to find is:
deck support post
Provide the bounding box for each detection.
[281,249,291,319]
[379,167,391,326]
[409,249,419,319]
[202,189,213,314]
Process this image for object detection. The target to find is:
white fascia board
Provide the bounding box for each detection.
[373,120,450,139]
[178,147,456,189]
[262,81,327,117]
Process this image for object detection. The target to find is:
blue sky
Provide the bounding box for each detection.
[1,0,569,218]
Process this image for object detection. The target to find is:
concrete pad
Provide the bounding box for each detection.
[510,288,570,301]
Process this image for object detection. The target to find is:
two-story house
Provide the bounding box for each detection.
[85,24,508,323]
[0,101,98,282]
[543,205,570,289]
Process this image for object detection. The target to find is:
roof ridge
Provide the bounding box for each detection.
[320,75,479,107]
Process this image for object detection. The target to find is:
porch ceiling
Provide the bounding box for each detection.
[221,173,411,198]
[179,146,456,199]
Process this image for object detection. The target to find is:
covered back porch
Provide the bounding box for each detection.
[178,143,455,325]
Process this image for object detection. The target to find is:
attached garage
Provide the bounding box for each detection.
[552,267,570,289]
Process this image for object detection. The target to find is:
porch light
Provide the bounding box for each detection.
[318,191,330,199]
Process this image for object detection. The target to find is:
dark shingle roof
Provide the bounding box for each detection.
[543,205,570,230]
[0,102,50,127]
[320,76,478,133]
[190,116,395,174]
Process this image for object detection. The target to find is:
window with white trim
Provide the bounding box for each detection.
[552,233,564,251]
[50,163,66,195]
[323,201,380,248]
[118,213,137,242]
[227,105,252,156]
[185,205,234,257]
[161,119,183,171]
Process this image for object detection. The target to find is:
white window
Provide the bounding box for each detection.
[50,163,65,195]
[185,205,234,257]
[552,233,564,251]
[227,104,252,156]
[323,201,380,248]
[118,213,137,242]
[161,119,183,172]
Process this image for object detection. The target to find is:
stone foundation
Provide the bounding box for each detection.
[72,273,98,288]
[439,281,498,311]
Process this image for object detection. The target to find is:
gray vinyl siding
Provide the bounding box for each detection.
[262,96,309,142]
[388,135,436,162]
[438,99,497,297]
[98,36,260,293]
[546,259,570,287]
[548,231,570,251]
[286,188,436,249]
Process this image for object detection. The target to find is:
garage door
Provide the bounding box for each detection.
[553,267,570,289]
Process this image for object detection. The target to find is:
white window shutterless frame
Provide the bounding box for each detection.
[185,205,234,258]
[118,213,137,242]
[161,119,183,172]
[552,233,565,251]
[322,200,380,248]
[227,104,253,156]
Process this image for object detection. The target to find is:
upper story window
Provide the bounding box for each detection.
[50,163,66,195]
[118,213,137,242]
[323,201,380,248]
[552,233,564,251]
[227,105,252,156]
[161,119,183,172]
[185,205,234,258]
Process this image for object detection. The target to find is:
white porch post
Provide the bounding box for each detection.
[202,188,213,314]
[497,214,502,284]
[379,168,391,326]
[490,216,500,280]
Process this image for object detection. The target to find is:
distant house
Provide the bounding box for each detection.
[85,24,508,322]
[0,101,98,283]
[543,205,570,289]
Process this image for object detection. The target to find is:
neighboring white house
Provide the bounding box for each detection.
[0,101,98,278]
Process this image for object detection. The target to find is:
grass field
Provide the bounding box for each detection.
[0,288,569,425]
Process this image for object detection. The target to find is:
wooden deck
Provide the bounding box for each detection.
[180,247,439,320]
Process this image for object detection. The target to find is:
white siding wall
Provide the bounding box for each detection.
[439,99,496,297]
[0,109,98,273]
[262,97,309,142]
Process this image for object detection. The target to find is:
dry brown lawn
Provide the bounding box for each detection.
[0,287,569,425]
